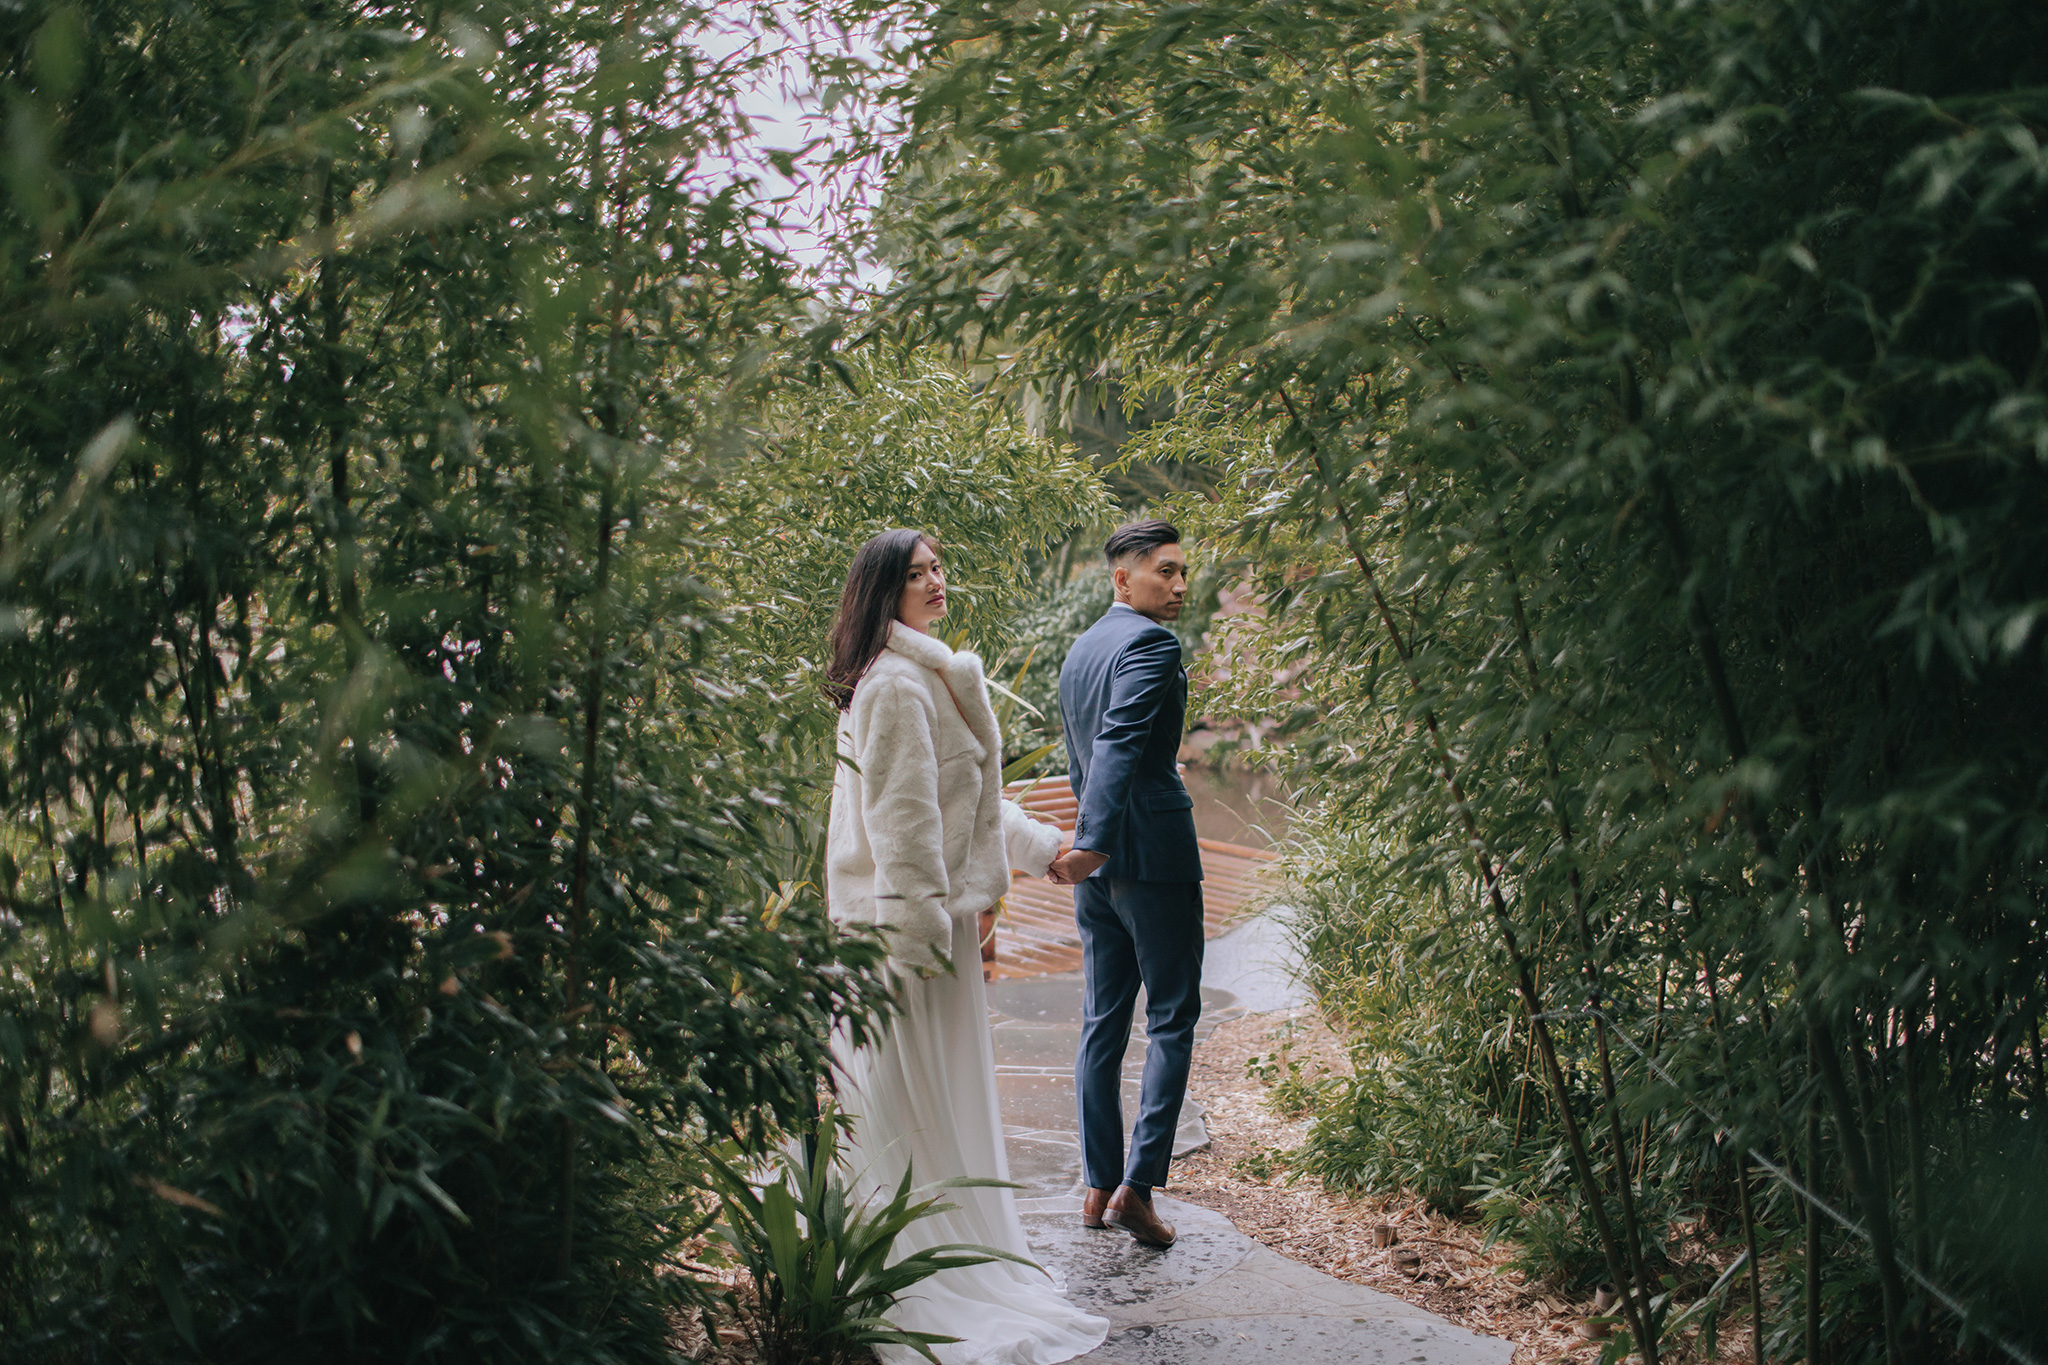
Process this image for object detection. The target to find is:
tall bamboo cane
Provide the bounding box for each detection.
[1281,387,1662,1364]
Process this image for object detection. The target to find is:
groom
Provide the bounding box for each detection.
[1047,520,1203,1249]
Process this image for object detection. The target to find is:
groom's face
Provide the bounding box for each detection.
[1115,543,1189,624]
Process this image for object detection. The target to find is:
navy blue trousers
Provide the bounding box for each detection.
[1073,878,1205,1192]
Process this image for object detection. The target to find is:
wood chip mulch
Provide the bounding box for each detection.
[1168,1009,1753,1365]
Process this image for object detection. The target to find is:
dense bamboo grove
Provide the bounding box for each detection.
[0,4,1096,1358]
[865,1,2048,1362]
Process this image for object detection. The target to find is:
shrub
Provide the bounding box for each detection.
[706,1108,1037,1365]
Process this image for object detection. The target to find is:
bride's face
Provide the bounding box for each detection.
[897,541,947,634]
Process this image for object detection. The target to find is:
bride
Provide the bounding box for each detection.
[823,528,1110,1365]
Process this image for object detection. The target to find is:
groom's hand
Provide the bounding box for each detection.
[1047,849,1108,885]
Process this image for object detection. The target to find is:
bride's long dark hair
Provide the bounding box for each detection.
[824,527,940,710]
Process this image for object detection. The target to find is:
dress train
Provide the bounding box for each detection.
[832,913,1109,1365]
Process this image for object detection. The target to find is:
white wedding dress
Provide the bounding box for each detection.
[832,909,1110,1365]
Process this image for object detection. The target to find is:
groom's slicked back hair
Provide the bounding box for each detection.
[1103,519,1180,564]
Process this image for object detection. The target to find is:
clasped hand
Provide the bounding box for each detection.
[1045,846,1108,886]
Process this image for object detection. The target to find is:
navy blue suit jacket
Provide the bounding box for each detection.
[1059,603,1203,883]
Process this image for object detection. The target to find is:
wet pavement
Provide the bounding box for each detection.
[991,910,1513,1365]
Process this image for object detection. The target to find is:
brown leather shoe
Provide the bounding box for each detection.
[1103,1186,1176,1248]
[1080,1187,1113,1230]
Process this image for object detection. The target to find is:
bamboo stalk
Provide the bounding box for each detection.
[1639,958,1669,1185]
[1647,449,1914,1365]
[1810,1013,1913,1365]
[1806,1040,1824,1365]
[318,165,373,834]
[1496,527,1661,1318]
[558,58,642,1274]
[1705,956,1767,1365]
[558,472,617,1278]
[1511,1019,1537,1148]
[1284,389,1661,1365]
[1851,1031,1895,1233]
[1901,1003,1931,1274]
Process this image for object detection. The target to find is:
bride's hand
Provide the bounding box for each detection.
[1047,848,1108,885]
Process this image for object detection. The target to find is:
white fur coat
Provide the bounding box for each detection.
[827,622,1063,973]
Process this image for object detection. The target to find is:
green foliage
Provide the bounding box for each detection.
[991,558,1110,766]
[862,0,2048,1358]
[1275,813,1519,1214]
[1481,1197,1609,1294]
[1299,1063,1510,1217]
[706,1106,1037,1365]
[1232,1145,1289,1182]
[1241,1047,1327,1121]
[677,342,1110,874]
[696,345,1112,684]
[0,4,1055,1360]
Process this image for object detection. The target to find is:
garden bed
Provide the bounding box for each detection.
[1172,1010,1754,1365]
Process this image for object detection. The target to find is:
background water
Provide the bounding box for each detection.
[1184,764,1292,849]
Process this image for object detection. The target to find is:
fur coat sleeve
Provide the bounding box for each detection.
[1002,798,1062,879]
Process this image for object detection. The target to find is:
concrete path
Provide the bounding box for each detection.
[989,912,1512,1365]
